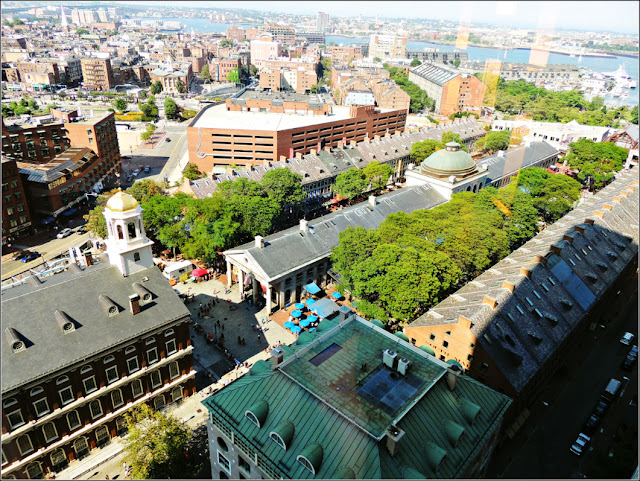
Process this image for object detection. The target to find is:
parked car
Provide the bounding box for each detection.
[593,400,609,418]
[57,228,73,239]
[620,332,635,345]
[21,252,41,262]
[144,165,150,173]
[570,433,591,456]
[11,250,32,261]
[76,226,87,235]
[583,415,600,434]
[165,137,171,142]
[132,169,140,177]
[622,345,638,370]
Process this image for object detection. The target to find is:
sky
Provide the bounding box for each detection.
[116,1,640,34]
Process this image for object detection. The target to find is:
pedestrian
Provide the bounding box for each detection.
[105,476,110,480]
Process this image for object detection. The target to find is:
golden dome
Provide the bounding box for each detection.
[105,191,139,212]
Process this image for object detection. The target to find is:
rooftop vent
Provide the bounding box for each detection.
[5,327,26,353]
[54,309,75,334]
[383,349,398,369]
[245,400,269,428]
[386,425,405,457]
[99,295,119,317]
[133,282,152,303]
[461,399,481,424]
[255,235,265,249]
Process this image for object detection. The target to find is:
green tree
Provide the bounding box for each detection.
[332,168,368,200]
[183,163,205,181]
[140,131,152,143]
[2,104,14,118]
[410,58,422,67]
[441,131,469,151]
[200,63,211,82]
[363,161,394,192]
[227,68,240,84]
[114,97,127,112]
[147,95,156,106]
[410,139,443,162]
[220,39,234,48]
[150,80,163,95]
[127,179,165,203]
[27,99,39,111]
[260,168,305,211]
[453,58,461,67]
[176,80,186,94]
[481,130,512,152]
[164,97,178,119]
[83,188,121,238]
[515,167,581,222]
[76,28,89,35]
[373,56,382,63]
[309,84,319,93]
[139,102,154,118]
[123,404,190,480]
[146,123,157,134]
[563,139,628,190]
[631,105,638,125]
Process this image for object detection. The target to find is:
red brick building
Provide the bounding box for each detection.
[1,119,70,164]
[1,158,32,245]
[80,58,115,91]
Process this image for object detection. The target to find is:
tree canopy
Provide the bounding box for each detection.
[563,139,628,190]
[410,58,422,67]
[183,163,205,181]
[332,168,369,200]
[150,80,163,95]
[164,97,178,119]
[410,139,442,163]
[476,130,511,152]
[384,65,435,113]
[363,161,394,192]
[200,63,211,81]
[514,167,581,222]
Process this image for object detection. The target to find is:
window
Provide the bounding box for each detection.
[111,389,124,408]
[83,376,97,394]
[74,437,89,458]
[150,369,162,388]
[145,337,155,346]
[125,346,136,355]
[297,456,316,475]
[166,339,177,355]
[59,386,75,405]
[104,355,115,364]
[154,395,166,410]
[43,422,58,442]
[147,348,158,365]
[164,329,174,337]
[116,416,127,435]
[171,386,183,402]
[26,462,44,479]
[33,398,50,417]
[7,409,25,430]
[67,410,81,431]
[106,365,119,384]
[467,354,474,361]
[80,365,93,374]
[56,375,69,385]
[218,451,231,474]
[134,252,141,261]
[443,340,449,348]
[17,435,34,456]
[95,425,110,447]
[445,331,451,336]
[90,399,103,419]
[430,333,436,341]
[127,356,139,374]
[238,456,251,474]
[50,448,67,469]
[169,361,179,379]
[132,379,144,398]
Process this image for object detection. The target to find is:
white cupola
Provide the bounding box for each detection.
[102,191,154,277]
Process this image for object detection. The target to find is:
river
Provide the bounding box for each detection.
[136,18,638,107]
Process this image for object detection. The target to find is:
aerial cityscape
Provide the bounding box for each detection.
[0,1,638,480]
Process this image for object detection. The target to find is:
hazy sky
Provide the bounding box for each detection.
[117,1,639,34]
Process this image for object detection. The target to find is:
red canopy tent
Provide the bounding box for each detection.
[192,268,208,277]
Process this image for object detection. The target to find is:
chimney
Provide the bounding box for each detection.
[364,137,371,144]
[482,296,497,309]
[593,210,605,218]
[502,281,515,292]
[602,204,613,211]
[620,191,630,198]
[350,140,357,147]
[310,148,317,155]
[368,195,376,207]
[550,244,563,254]
[317,141,321,151]
[446,365,461,391]
[271,347,284,369]
[129,294,141,315]
[296,152,303,159]
[300,219,309,232]
[374,135,381,141]
[562,234,574,244]
[584,218,594,224]
[280,155,286,161]
[386,425,406,457]
[255,235,264,249]
[613,196,623,203]
[519,268,532,278]
[573,226,585,235]
[324,145,331,152]
[534,255,548,265]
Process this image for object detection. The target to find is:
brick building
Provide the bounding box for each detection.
[368,34,407,60]
[149,64,193,94]
[186,100,407,170]
[1,158,32,245]
[1,192,195,479]
[259,24,296,46]
[250,38,282,69]
[209,57,241,83]
[371,79,411,111]
[80,58,115,91]
[1,118,70,164]
[409,63,486,117]
[225,25,245,43]
[64,113,120,172]
[259,67,317,93]
[328,45,364,64]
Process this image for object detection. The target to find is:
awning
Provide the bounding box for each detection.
[305,283,321,295]
[294,303,305,310]
[311,298,340,319]
[446,359,464,370]
[332,291,342,299]
[305,298,316,306]
[40,217,55,224]
[291,310,302,318]
[299,319,311,328]
[291,325,302,334]
[192,268,208,277]
[62,208,77,216]
[306,315,318,323]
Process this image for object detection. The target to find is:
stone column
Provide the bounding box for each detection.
[253,277,258,304]
[238,269,244,299]
[266,284,272,314]
[226,260,232,287]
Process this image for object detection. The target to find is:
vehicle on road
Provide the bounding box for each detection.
[622,345,638,370]
[132,169,140,177]
[21,252,41,262]
[144,165,150,173]
[76,226,87,235]
[601,378,622,401]
[11,250,32,261]
[582,414,600,434]
[593,400,609,418]
[165,137,171,142]
[620,332,635,345]
[570,433,591,456]
[57,228,73,239]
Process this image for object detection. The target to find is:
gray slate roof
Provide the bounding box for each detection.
[225,184,448,281]
[481,141,558,184]
[1,264,190,393]
[410,62,460,86]
[407,168,639,394]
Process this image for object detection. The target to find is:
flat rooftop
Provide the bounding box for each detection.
[279,318,447,439]
[192,103,356,131]
[239,90,325,104]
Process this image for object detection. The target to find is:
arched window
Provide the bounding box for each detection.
[25,461,43,479]
[154,395,165,410]
[95,425,110,447]
[67,410,81,431]
[42,422,58,443]
[17,435,33,456]
[80,365,92,374]
[128,222,137,239]
[125,346,136,355]
[103,355,115,364]
[117,225,124,240]
[73,437,89,458]
[164,329,174,337]
[89,399,103,419]
[56,375,70,385]
[30,387,44,397]
[50,448,67,469]
[3,398,17,408]
[145,337,155,345]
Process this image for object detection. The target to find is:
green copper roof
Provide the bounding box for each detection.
[444,420,466,447]
[202,316,511,479]
[298,443,324,473]
[246,400,269,427]
[394,332,410,342]
[446,359,464,370]
[424,441,448,472]
[419,345,436,356]
[461,399,482,424]
[372,319,385,328]
[420,144,476,177]
[270,420,295,449]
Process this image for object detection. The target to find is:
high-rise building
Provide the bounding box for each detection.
[80,57,115,91]
[368,34,407,60]
[96,8,108,23]
[1,158,32,245]
[316,11,330,33]
[60,2,67,28]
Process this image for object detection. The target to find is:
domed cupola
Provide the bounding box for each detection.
[420,142,478,179]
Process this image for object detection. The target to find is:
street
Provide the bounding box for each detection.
[487,279,638,478]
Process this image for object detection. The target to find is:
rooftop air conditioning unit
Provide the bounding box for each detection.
[383,349,398,369]
[397,358,411,376]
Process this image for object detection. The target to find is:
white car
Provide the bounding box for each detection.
[620,332,635,345]
[570,433,591,456]
[57,228,73,239]
[132,169,140,177]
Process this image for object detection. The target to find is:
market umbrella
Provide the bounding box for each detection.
[284,321,295,329]
[291,325,302,334]
[332,291,342,299]
[294,303,306,310]
[291,310,302,318]
[192,268,208,277]
[305,298,316,306]
[299,318,311,328]
[306,315,318,323]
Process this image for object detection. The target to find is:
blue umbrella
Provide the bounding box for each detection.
[291,325,302,333]
[306,315,318,323]
[299,318,311,328]
[294,303,305,310]
[305,298,316,306]
[291,310,302,318]
[332,292,342,299]
[284,321,295,329]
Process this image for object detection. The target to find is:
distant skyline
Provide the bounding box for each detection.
[112,1,639,34]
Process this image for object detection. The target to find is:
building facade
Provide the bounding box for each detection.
[1,119,69,164]
[249,38,282,69]
[1,158,32,245]
[1,192,196,480]
[80,58,114,91]
[369,35,407,60]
